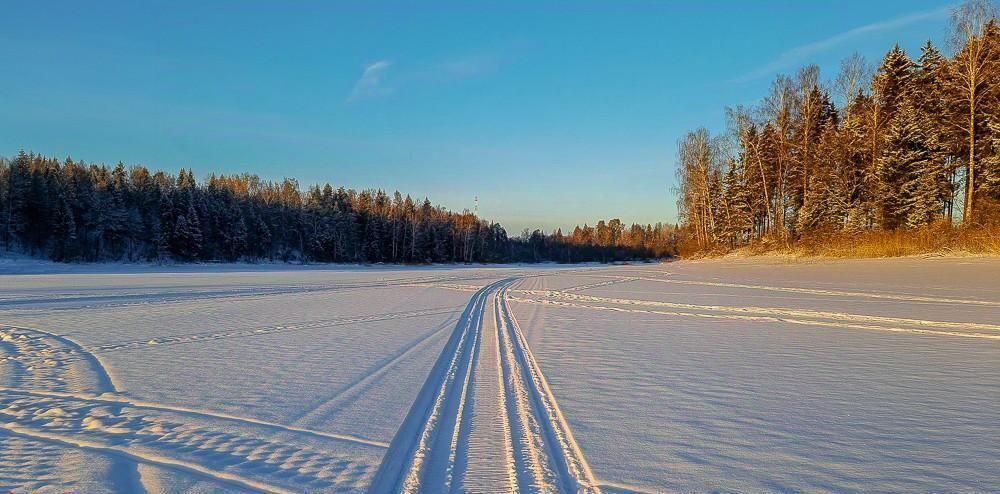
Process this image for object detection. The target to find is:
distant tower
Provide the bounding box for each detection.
[474,196,479,216]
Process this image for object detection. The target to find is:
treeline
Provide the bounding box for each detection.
[0,152,674,264]
[517,220,676,263]
[675,0,1000,254]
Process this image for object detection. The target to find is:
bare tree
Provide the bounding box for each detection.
[795,65,824,213]
[676,128,720,248]
[835,52,871,118]
[946,0,998,222]
[760,75,797,238]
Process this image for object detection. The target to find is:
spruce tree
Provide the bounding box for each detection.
[872,45,915,122]
[871,45,916,228]
[879,97,931,229]
[912,41,955,221]
[171,204,203,260]
[50,197,77,261]
[722,161,752,245]
[5,152,31,249]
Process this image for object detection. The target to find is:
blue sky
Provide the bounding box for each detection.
[0,1,955,233]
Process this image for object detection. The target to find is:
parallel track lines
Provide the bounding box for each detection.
[0,325,385,492]
[368,278,600,493]
[497,284,601,493]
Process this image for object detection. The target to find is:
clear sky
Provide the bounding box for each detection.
[0,1,956,233]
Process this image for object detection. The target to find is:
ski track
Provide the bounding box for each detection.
[290,315,458,429]
[8,307,462,368]
[592,272,1000,307]
[0,271,525,492]
[0,272,520,316]
[510,288,1000,340]
[510,296,1000,340]
[558,277,638,293]
[5,263,996,493]
[0,324,386,493]
[367,278,601,494]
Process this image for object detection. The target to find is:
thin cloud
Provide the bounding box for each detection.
[408,51,508,85]
[346,60,393,103]
[433,54,499,80]
[734,5,952,83]
[346,44,522,103]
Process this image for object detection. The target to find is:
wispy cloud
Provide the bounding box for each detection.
[734,5,952,83]
[346,60,393,103]
[345,42,526,104]
[431,53,500,81]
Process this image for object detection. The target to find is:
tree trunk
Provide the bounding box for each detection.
[966,109,976,223]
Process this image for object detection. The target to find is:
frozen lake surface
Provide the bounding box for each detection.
[0,258,997,493]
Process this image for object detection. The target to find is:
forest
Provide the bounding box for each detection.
[675,0,1000,255]
[0,153,675,264]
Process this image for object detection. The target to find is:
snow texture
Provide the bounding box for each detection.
[0,257,997,493]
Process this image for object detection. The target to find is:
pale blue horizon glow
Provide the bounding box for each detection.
[0,1,954,233]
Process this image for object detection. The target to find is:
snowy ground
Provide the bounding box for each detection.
[0,258,997,493]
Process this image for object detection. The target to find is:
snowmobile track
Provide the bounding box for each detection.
[367,278,600,493]
[0,324,385,493]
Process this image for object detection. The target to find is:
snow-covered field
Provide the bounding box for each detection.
[1,258,997,493]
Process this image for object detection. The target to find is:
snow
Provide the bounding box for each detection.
[1,258,997,492]
[513,258,1000,493]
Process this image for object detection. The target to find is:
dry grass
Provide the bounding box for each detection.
[798,223,1000,258]
[690,223,1000,259]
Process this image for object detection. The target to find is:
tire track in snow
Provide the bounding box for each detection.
[0,324,385,492]
[367,279,600,493]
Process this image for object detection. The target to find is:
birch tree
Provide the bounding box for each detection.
[945,0,999,222]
